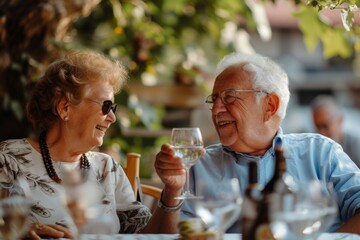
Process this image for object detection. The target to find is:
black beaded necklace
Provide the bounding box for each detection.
[39,131,90,184]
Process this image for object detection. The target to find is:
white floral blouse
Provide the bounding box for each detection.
[0,139,151,234]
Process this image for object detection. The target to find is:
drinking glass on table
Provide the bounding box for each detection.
[62,170,110,236]
[270,180,338,240]
[171,127,203,199]
[194,178,243,240]
[0,177,32,240]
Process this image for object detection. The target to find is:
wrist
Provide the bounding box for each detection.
[157,190,184,212]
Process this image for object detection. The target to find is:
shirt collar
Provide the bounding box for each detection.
[222,128,284,164]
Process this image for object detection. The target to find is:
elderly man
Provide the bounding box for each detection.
[155,52,360,235]
[311,94,360,168]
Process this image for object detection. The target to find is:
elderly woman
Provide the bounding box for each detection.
[0,51,184,239]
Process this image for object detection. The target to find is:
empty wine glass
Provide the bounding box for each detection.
[194,178,243,239]
[62,170,106,236]
[270,180,338,240]
[0,177,32,240]
[171,127,204,199]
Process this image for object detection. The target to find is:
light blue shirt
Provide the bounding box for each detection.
[341,130,360,168]
[181,128,360,233]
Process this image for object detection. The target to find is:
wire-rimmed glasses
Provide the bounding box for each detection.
[205,89,267,110]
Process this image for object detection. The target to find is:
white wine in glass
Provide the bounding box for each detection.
[0,196,31,240]
[0,178,32,240]
[171,127,203,199]
[270,180,338,240]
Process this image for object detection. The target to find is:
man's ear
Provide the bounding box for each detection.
[264,94,280,121]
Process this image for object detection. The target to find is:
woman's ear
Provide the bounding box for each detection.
[57,98,70,121]
[264,94,279,121]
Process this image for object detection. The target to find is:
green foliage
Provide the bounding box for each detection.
[321,27,352,58]
[293,3,354,58]
[294,7,326,52]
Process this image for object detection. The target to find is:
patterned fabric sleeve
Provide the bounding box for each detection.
[100,154,152,233]
[117,201,152,233]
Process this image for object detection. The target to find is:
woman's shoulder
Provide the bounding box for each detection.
[86,151,121,169]
[0,138,32,153]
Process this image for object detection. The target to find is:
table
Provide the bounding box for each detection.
[74,233,360,240]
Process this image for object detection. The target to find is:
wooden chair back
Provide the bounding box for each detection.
[124,153,140,199]
[124,153,162,201]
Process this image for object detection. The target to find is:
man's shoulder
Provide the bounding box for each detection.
[281,132,336,149]
[283,131,328,141]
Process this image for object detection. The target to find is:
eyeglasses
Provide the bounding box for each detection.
[85,98,117,115]
[205,89,267,110]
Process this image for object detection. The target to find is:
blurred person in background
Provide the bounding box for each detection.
[0,50,183,239]
[311,95,360,168]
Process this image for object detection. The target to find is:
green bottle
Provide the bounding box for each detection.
[241,161,262,240]
[249,138,298,240]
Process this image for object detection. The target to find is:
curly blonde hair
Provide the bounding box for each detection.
[26,50,127,131]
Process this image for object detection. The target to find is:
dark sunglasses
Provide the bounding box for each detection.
[85,98,117,115]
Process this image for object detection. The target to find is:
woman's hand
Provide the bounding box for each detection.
[26,223,75,240]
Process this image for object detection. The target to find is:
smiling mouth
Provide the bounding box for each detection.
[96,126,107,132]
[217,120,235,126]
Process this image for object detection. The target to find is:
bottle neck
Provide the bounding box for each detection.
[248,161,258,184]
[273,148,286,178]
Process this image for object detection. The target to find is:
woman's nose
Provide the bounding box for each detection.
[107,110,117,123]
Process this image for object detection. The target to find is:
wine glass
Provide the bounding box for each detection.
[270,180,338,240]
[0,178,32,240]
[61,170,108,236]
[171,127,204,199]
[194,178,243,239]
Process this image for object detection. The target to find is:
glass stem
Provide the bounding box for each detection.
[185,166,190,194]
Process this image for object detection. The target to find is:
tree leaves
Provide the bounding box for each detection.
[293,5,352,58]
[321,27,352,58]
[293,6,326,52]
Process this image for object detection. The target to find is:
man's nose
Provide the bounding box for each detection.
[212,98,226,114]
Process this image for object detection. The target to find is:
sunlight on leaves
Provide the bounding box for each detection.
[321,27,352,58]
[293,7,326,52]
[340,7,354,31]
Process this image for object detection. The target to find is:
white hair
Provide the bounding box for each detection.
[311,95,343,119]
[215,52,290,120]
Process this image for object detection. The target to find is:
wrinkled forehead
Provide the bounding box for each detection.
[213,64,253,92]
